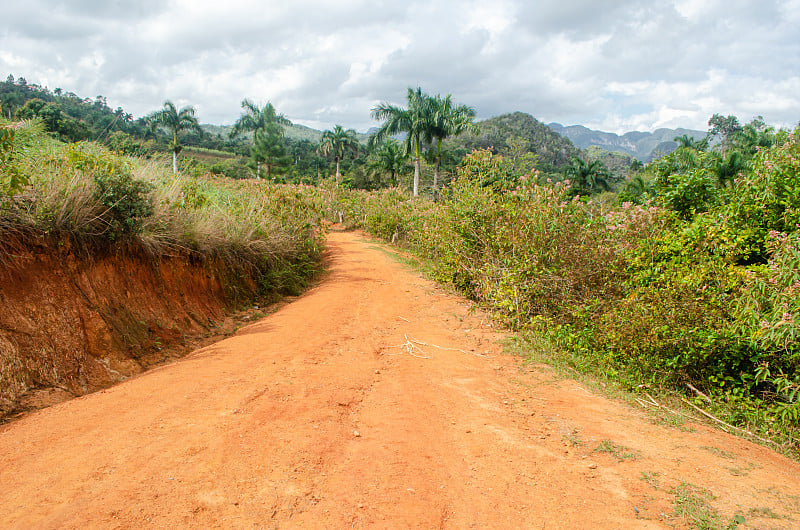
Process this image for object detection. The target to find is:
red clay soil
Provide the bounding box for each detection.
[0,243,236,415]
[1,231,799,529]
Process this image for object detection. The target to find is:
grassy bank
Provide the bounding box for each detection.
[0,119,324,299]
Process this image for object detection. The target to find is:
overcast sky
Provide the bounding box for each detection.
[2,0,798,133]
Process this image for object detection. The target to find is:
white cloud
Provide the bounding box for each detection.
[0,0,797,133]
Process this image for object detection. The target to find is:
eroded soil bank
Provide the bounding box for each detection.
[1,231,799,528]
[0,243,251,418]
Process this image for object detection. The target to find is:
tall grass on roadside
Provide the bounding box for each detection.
[0,119,324,297]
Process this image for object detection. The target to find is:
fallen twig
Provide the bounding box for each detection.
[644,392,697,422]
[680,398,778,447]
[685,382,713,405]
[406,335,488,358]
[385,334,431,359]
[384,334,489,359]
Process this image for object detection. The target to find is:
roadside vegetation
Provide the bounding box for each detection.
[0,118,323,299]
[319,119,800,457]
[2,74,798,455]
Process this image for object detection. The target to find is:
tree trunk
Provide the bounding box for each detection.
[413,158,421,197]
[433,138,442,201]
[256,161,261,179]
[413,141,421,197]
[172,151,178,174]
[433,158,440,201]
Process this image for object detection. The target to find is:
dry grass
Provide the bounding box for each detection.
[0,124,324,295]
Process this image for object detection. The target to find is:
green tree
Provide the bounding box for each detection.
[370,87,434,197]
[14,98,47,120]
[428,94,476,197]
[318,125,359,184]
[709,150,747,187]
[619,175,648,203]
[708,114,743,151]
[735,117,778,154]
[231,100,291,179]
[368,139,409,187]
[147,101,201,174]
[565,158,612,196]
[231,99,290,140]
[674,134,708,151]
[250,127,292,180]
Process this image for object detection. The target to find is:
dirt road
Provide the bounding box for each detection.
[1,231,799,529]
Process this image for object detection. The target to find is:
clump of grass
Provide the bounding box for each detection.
[669,482,722,529]
[592,440,641,462]
[640,471,660,489]
[699,446,736,460]
[748,506,783,519]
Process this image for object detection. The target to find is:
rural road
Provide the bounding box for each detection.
[1,231,799,528]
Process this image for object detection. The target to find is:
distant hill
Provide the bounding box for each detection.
[447,112,581,171]
[548,123,707,162]
[202,123,370,144]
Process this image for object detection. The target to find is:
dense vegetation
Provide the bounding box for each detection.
[320,118,800,454]
[3,73,799,454]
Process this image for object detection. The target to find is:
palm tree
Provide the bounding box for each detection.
[148,101,201,174]
[428,94,476,197]
[736,118,776,154]
[368,139,409,187]
[318,125,359,184]
[370,87,434,197]
[565,158,612,196]
[710,151,747,187]
[674,134,708,151]
[231,99,291,179]
[231,99,291,139]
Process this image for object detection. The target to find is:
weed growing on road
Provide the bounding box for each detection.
[640,471,660,489]
[669,482,722,529]
[699,446,736,460]
[592,440,641,462]
[748,506,783,519]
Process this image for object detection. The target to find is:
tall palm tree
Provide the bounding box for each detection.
[318,125,359,184]
[370,87,434,197]
[148,100,201,174]
[231,99,291,139]
[231,100,291,179]
[428,94,476,197]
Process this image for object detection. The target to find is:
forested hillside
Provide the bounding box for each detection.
[448,112,581,173]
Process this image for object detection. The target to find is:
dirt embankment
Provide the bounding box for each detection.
[0,243,249,418]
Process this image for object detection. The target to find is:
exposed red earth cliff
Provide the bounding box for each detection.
[0,242,246,418]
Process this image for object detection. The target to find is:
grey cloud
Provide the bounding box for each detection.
[0,0,797,133]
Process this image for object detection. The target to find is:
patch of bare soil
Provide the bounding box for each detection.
[1,231,798,529]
